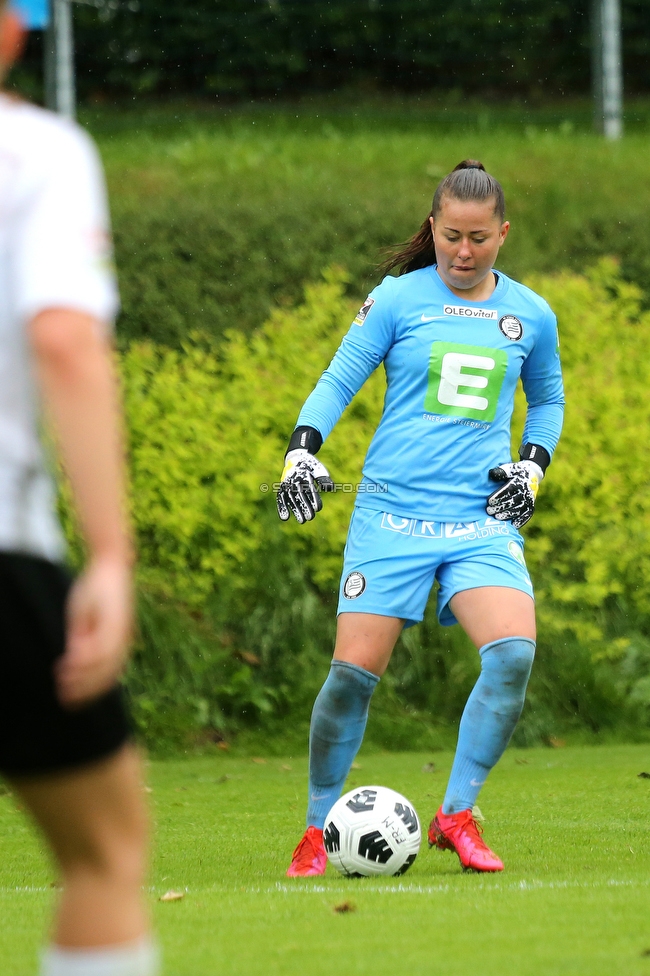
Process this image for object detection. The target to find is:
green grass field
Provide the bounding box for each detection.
[1,744,650,975]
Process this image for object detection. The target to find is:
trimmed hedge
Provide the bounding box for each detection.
[100,119,650,351]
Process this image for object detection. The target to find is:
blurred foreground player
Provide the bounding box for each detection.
[0,5,157,974]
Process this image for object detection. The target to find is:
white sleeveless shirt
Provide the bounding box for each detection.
[0,95,118,561]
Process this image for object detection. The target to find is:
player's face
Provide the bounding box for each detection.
[430,197,509,298]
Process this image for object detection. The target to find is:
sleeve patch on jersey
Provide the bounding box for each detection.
[353,297,375,326]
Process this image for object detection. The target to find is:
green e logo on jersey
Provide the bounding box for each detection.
[424,341,508,422]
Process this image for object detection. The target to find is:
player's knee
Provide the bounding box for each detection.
[480,636,536,688]
[62,832,146,889]
[328,660,379,707]
[59,804,148,884]
[311,661,380,742]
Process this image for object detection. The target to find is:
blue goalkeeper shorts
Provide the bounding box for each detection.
[337,506,534,628]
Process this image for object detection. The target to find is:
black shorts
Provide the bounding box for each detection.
[0,552,131,777]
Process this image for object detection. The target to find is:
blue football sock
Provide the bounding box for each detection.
[307,660,380,829]
[442,636,536,816]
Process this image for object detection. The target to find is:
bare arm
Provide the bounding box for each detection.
[29,308,133,706]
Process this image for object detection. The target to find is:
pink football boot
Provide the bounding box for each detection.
[286,826,327,877]
[428,806,504,872]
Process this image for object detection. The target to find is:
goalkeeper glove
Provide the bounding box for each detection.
[277,427,334,524]
[486,445,550,529]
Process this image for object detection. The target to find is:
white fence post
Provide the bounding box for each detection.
[44,0,76,120]
[592,0,623,139]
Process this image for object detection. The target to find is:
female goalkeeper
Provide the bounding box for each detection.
[278,160,564,875]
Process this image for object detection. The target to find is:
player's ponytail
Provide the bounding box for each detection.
[378,211,437,278]
[379,159,505,278]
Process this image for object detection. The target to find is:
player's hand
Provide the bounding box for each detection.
[277,449,334,524]
[486,460,544,530]
[55,554,133,707]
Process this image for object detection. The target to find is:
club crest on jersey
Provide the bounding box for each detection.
[444,305,498,320]
[343,572,366,599]
[354,297,375,326]
[498,315,523,341]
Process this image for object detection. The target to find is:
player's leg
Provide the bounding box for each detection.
[442,586,536,815]
[287,612,403,877]
[431,584,535,871]
[9,744,157,976]
[0,554,155,972]
[287,509,435,876]
[450,584,536,648]
[442,585,535,817]
[429,527,537,872]
[308,612,402,825]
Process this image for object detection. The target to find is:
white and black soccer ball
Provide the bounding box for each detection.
[323,785,421,877]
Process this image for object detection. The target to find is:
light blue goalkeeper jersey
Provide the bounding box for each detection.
[296,266,564,523]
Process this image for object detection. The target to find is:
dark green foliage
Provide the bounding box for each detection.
[129,518,462,754]
[128,508,646,755]
[129,515,334,752]
[127,500,458,754]
[129,565,647,755]
[16,1,650,101]
[111,192,384,349]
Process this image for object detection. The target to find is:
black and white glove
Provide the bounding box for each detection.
[486,443,551,529]
[277,450,334,523]
[277,427,334,524]
[486,461,543,529]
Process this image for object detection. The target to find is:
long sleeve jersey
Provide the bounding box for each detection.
[297,265,564,523]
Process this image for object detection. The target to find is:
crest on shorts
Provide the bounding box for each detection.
[343,571,366,599]
[498,315,523,341]
[508,540,527,567]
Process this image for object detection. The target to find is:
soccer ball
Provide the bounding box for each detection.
[323,785,421,877]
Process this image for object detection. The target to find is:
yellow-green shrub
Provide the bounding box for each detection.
[519,259,650,656]
[124,259,650,644]
[114,259,650,744]
[122,268,385,604]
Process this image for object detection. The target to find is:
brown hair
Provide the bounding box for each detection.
[379,160,506,277]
